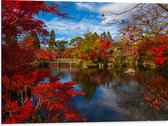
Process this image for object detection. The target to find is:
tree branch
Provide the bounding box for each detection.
[3,16,23,30]
[158,3,168,12]
[2,5,25,30]
[102,3,143,17]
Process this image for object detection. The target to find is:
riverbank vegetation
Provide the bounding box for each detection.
[2,0,168,123]
[40,4,168,70]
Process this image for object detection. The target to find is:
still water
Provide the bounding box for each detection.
[51,67,168,121]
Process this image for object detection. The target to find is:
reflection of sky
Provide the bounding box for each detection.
[53,69,127,121]
[51,68,72,82]
[73,86,127,121]
[59,73,71,82]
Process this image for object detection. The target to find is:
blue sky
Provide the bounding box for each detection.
[38,2,138,41]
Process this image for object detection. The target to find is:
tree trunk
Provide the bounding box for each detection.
[24,86,28,102]
[19,90,24,104]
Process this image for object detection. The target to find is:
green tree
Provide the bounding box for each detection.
[101,31,107,41]
[81,32,98,55]
[107,31,113,41]
[49,30,55,49]
[69,36,83,47]
[100,31,112,41]
[73,31,99,66]
[55,40,68,51]
[30,31,40,48]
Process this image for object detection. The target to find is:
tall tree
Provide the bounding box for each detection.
[56,40,68,51]
[82,32,99,56]
[49,30,55,49]
[107,31,113,41]
[31,32,40,48]
[69,36,83,47]
[73,32,99,62]
[100,31,107,41]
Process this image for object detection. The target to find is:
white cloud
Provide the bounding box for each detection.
[56,37,65,41]
[75,2,98,12]
[43,17,119,40]
[99,3,138,14]
[101,16,115,24]
[75,2,140,24]
[99,3,140,24]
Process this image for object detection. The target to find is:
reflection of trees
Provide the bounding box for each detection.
[76,76,97,100]
[71,69,114,100]
[51,68,97,99]
[135,69,168,101]
[111,70,168,120]
[71,69,98,100]
[52,68,168,120]
[116,89,168,120]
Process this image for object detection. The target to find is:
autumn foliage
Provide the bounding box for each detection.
[2,0,168,123]
[2,0,85,123]
[2,0,67,39]
[75,35,113,64]
[138,35,168,66]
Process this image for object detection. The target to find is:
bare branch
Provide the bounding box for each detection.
[102,3,143,17]
[158,3,168,12]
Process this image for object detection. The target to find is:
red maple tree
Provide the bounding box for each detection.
[2,0,85,123]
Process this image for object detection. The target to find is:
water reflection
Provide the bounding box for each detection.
[51,68,168,121]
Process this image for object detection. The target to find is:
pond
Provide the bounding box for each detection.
[51,67,168,121]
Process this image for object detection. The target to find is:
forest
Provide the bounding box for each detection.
[2,0,168,123]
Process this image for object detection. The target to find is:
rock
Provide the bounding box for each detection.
[83,65,88,69]
[124,68,136,74]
